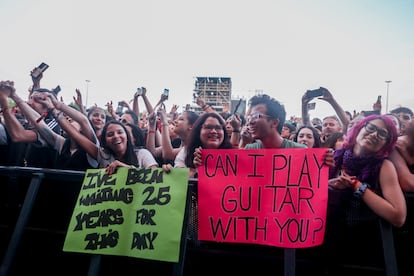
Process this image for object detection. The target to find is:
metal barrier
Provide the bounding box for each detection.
[0,166,413,276]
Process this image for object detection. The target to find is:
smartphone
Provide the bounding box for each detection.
[117,102,123,114]
[306,88,324,98]
[31,62,49,78]
[52,85,61,94]
[307,102,316,110]
[233,98,242,115]
[163,88,169,99]
[136,87,143,96]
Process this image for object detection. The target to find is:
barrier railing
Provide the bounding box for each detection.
[0,166,413,276]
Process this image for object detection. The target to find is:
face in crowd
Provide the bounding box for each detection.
[200,116,225,149]
[295,126,321,148]
[322,116,342,138]
[88,107,106,132]
[247,104,274,140]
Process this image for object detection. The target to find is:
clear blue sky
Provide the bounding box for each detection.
[1,0,413,119]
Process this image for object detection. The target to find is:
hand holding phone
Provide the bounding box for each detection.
[117,102,123,114]
[306,88,324,98]
[163,88,169,100]
[31,62,49,78]
[233,98,242,115]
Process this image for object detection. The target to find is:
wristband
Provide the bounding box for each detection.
[36,111,48,123]
[351,179,361,191]
[354,183,370,199]
[232,129,240,133]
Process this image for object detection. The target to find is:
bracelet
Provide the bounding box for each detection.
[351,179,361,192]
[354,183,370,199]
[148,130,156,134]
[36,111,48,123]
[232,129,240,133]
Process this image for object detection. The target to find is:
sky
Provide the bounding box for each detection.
[1,0,413,119]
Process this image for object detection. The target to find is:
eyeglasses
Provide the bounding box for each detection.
[364,122,389,140]
[247,112,270,122]
[202,124,224,131]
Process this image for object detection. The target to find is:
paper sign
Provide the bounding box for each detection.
[198,149,328,248]
[63,167,189,262]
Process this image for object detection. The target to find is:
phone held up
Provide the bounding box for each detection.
[163,88,169,100]
[117,102,124,114]
[307,102,316,110]
[306,87,324,98]
[136,87,143,96]
[31,62,49,78]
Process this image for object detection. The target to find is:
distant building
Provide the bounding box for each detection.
[192,77,232,113]
[189,77,247,116]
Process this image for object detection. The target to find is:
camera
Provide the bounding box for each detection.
[306,88,324,98]
[31,62,49,78]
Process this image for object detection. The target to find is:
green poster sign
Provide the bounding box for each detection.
[63,167,189,263]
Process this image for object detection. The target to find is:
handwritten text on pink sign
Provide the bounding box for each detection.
[198,149,328,248]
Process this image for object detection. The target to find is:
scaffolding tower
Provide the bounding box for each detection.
[193,77,232,113]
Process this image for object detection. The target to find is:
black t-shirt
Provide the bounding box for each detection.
[55,138,94,171]
[24,116,61,168]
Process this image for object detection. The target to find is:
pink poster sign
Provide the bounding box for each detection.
[198,148,328,248]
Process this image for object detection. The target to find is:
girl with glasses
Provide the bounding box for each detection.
[326,114,406,271]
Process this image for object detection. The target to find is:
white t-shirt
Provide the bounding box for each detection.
[174,146,187,168]
[97,147,158,168]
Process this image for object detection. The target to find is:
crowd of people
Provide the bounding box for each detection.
[1,66,414,273]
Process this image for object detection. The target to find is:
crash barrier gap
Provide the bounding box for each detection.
[0,166,413,276]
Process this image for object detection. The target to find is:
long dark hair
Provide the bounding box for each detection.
[185,112,233,168]
[100,120,138,166]
[126,123,145,148]
[294,125,321,148]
